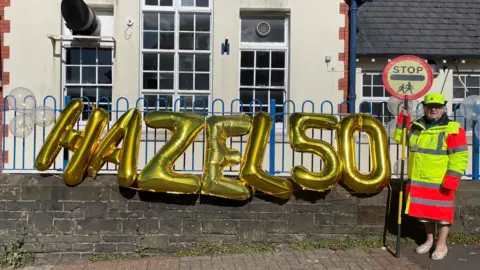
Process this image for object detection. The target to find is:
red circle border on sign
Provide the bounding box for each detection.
[382,55,434,100]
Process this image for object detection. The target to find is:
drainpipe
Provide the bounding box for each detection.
[347,0,359,113]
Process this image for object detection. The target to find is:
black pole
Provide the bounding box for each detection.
[396,98,409,257]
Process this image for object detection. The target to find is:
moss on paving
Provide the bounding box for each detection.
[87,233,480,261]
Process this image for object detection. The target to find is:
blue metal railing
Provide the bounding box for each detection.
[0,96,478,180]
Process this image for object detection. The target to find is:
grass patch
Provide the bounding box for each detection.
[175,242,277,257]
[448,233,480,245]
[0,240,34,268]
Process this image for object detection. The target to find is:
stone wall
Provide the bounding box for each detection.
[0,174,479,264]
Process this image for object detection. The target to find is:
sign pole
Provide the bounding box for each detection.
[382,55,434,258]
[396,97,408,257]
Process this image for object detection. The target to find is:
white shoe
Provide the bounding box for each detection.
[431,247,448,260]
[415,243,432,254]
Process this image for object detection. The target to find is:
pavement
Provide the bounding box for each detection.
[402,244,480,270]
[16,248,422,270]
[13,245,480,270]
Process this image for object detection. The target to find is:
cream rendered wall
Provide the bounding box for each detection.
[212,0,347,108]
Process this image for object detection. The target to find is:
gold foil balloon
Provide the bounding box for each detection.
[87,109,142,187]
[337,114,391,193]
[202,114,252,200]
[137,112,204,194]
[288,113,342,192]
[239,112,292,199]
[35,99,109,186]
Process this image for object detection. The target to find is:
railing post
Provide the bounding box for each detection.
[473,120,479,180]
[269,99,276,175]
[62,96,71,170]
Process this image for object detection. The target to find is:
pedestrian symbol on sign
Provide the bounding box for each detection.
[397,82,414,94]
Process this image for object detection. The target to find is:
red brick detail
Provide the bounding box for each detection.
[338,2,349,114]
[0,0,11,169]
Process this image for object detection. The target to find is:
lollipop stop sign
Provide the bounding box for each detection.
[382,55,434,100]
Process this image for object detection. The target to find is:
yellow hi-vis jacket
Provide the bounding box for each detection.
[394,113,468,223]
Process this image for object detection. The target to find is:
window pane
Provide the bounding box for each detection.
[178,95,193,108]
[98,67,112,84]
[160,13,175,31]
[180,33,194,50]
[179,54,194,71]
[363,74,371,85]
[159,73,174,89]
[98,87,112,100]
[81,48,96,65]
[241,51,254,68]
[146,0,158,5]
[240,89,253,104]
[159,53,174,71]
[179,73,193,90]
[159,33,174,49]
[195,33,210,50]
[182,0,194,6]
[467,88,480,96]
[255,70,269,86]
[66,49,80,65]
[83,87,97,103]
[193,95,209,110]
[271,90,284,105]
[66,67,80,83]
[148,95,173,108]
[66,87,81,98]
[453,88,465,99]
[160,0,173,6]
[143,54,158,71]
[255,90,269,105]
[143,73,158,89]
[453,76,463,87]
[196,14,210,31]
[240,70,254,86]
[82,67,96,84]
[195,74,209,90]
[144,13,158,31]
[197,0,209,7]
[180,14,194,31]
[271,51,285,68]
[466,76,479,87]
[372,87,384,97]
[144,32,158,49]
[363,86,371,97]
[271,70,284,86]
[98,49,112,65]
[256,51,270,68]
[373,75,382,85]
[195,54,209,71]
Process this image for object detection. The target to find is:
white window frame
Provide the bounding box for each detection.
[238,15,290,131]
[452,72,479,136]
[140,0,213,113]
[60,9,115,126]
[359,72,394,126]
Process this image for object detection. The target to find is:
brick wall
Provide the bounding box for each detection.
[0,174,479,265]
[338,2,350,114]
[0,0,11,170]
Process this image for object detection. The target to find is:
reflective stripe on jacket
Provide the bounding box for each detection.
[394,113,468,223]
